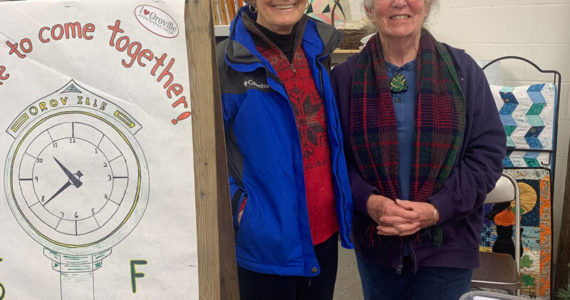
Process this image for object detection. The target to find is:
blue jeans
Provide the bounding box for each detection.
[356,253,473,300]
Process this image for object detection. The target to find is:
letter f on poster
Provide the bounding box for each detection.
[131,260,148,293]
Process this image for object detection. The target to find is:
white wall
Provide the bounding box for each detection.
[426,1,570,266]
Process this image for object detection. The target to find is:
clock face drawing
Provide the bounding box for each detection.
[32,125,117,225]
[5,100,149,256]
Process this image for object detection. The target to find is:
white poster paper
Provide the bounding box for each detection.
[0,0,198,299]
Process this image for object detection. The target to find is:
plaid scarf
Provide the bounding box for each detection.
[350,30,465,242]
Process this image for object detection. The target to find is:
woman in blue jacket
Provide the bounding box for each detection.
[331,0,505,299]
[216,1,353,299]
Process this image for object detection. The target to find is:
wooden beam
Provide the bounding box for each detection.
[185,1,239,299]
[555,143,570,292]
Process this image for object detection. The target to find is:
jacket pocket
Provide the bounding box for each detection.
[237,196,248,227]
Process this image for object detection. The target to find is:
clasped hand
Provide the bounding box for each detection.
[366,194,439,236]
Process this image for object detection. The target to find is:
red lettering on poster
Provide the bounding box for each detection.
[2,19,191,124]
[5,38,32,58]
[107,20,191,124]
[0,66,9,85]
[38,22,94,43]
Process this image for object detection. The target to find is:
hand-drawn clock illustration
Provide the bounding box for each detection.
[4,80,149,300]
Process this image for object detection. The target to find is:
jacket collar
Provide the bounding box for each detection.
[225,6,341,66]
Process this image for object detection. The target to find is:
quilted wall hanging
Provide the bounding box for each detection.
[480,62,560,299]
[491,83,557,169]
[305,0,344,25]
[481,168,552,298]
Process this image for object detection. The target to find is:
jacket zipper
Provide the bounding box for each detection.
[257,51,347,273]
[264,55,316,276]
[316,54,352,237]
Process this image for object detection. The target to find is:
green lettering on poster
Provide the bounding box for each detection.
[130,260,147,293]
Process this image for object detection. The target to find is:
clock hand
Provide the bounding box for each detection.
[42,170,84,206]
[43,181,72,206]
[53,157,83,188]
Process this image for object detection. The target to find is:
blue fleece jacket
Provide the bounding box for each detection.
[216,7,354,277]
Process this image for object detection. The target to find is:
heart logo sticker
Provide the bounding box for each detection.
[135,5,179,38]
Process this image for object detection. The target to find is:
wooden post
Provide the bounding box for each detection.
[185,1,239,299]
[555,142,570,292]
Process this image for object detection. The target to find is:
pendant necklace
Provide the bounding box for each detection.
[390,72,408,93]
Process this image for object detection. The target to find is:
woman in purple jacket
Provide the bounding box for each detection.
[330,0,506,299]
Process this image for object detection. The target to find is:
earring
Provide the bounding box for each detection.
[249,4,258,14]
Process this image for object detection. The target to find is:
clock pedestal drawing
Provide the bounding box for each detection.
[4,80,149,299]
[45,248,112,300]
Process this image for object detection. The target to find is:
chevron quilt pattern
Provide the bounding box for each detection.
[491,83,557,150]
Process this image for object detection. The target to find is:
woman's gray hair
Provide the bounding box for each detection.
[364,0,439,21]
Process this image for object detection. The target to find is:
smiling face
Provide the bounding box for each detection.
[254,0,307,34]
[367,0,430,42]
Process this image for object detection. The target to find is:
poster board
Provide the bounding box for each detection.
[0,0,237,299]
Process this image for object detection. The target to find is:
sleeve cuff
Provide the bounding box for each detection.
[352,176,377,217]
[428,193,453,224]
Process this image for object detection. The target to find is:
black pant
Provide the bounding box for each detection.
[238,232,339,300]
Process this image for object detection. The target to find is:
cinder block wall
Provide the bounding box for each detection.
[425,0,570,266]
